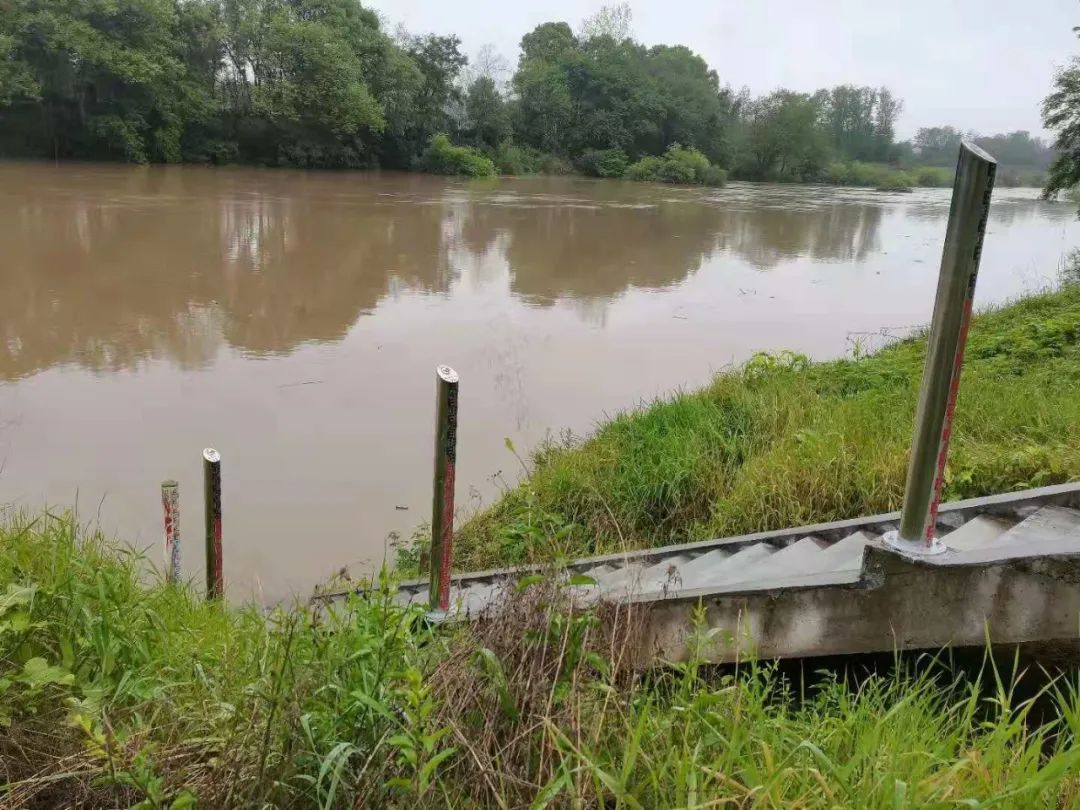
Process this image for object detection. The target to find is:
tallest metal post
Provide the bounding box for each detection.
[887,141,996,555]
[429,365,459,612]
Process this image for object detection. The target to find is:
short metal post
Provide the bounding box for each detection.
[886,142,996,556]
[429,366,459,612]
[161,480,180,584]
[203,448,224,599]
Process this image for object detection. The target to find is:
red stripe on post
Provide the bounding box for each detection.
[438,461,456,611]
[161,480,180,584]
[212,516,224,597]
[925,297,975,544]
[429,366,459,612]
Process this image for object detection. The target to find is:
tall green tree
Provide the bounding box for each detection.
[744,90,828,180]
[1044,46,1080,199]
[570,34,660,155]
[911,126,964,166]
[0,0,214,162]
[463,75,510,149]
[873,87,902,161]
[512,22,576,154]
[645,45,727,159]
[0,31,38,105]
[816,85,900,163]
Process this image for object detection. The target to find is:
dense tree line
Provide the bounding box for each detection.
[0,0,470,167]
[905,126,1053,169]
[0,0,1053,182]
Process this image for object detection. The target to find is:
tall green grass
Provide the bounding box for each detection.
[2,515,1080,807]
[454,284,1080,569]
[0,510,433,807]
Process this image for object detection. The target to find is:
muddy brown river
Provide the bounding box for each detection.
[1,163,1076,600]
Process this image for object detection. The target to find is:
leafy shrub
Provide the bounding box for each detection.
[700,164,728,187]
[874,172,916,191]
[492,142,536,175]
[658,158,697,183]
[822,161,916,190]
[623,145,726,186]
[577,148,629,178]
[913,166,952,187]
[88,115,149,163]
[420,133,495,177]
[624,154,666,181]
[488,143,572,175]
[535,152,573,175]
[663,144,710,180]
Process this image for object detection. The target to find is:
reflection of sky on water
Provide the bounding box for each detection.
[1,167,1075,382]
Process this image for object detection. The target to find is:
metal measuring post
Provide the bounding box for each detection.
[203,448,224,599]
[884,142,996,556]
[429,366,459,612]
[161,480,181,584]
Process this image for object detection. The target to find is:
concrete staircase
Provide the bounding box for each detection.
[320,482,1080,664]
[391,486,1080,612]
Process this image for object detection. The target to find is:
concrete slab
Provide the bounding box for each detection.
[943,514,1015,551]
[942,506,1080,566]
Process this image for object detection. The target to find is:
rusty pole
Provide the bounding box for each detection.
[429,366,459,612]
[161,480,180,585]
[884,142,996,556]
[203,448,224,599]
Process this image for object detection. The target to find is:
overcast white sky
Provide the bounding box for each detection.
[369,0,1079,139]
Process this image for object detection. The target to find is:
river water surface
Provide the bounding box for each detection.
[1,163,1077,599]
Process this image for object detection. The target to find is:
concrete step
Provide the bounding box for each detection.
[577,563,617,582]
[728,536,829,584]
[989,505,1080,549]
[569,564,617,600]
[456,582,497,615]
[707,533,871,593]
[943,515,1015,551]
[680,543,776,590]
[637,553,700,593]
[947,505,1080,565]
[675,548,733,585]
[812,530,874,573]
[396,587,428,607]
[594,560,644,592]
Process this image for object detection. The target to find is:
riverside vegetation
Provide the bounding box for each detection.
[450,282,1080,571]
[3,511,1080,807]
[0,1,1056,189]
[4,283,1080,807]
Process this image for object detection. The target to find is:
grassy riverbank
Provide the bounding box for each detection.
[417,135,1026,191]
[3,512,1080,807]
[452,282,1080,571]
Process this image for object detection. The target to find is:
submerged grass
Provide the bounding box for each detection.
[452,283,1080,570]
[3,513,1080,807]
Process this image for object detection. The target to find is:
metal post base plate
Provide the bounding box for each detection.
[881,529,948,557]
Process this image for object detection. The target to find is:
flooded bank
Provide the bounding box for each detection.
[1,163,1076,599]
